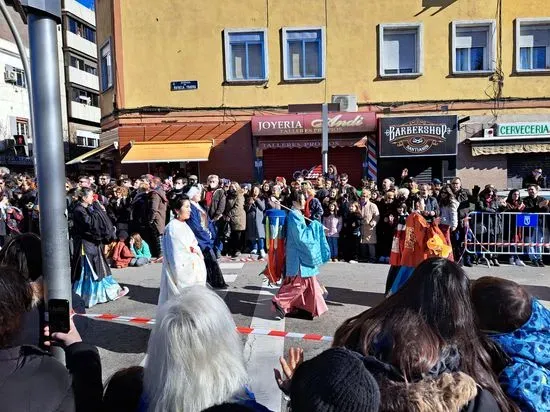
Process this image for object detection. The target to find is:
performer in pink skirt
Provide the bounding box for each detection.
[272,190,330,319]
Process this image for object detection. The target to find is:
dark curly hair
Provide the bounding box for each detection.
[0,265,33,348]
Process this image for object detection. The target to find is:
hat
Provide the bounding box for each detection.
[118,230,129,240]
[186,185,201,199]
[188,175,198,180]
[432,178,442,185]
[290,348,380,412]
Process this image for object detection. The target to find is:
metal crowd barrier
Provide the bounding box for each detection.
[465,211,550,256]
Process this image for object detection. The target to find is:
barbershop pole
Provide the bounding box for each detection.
[321,103,329,175]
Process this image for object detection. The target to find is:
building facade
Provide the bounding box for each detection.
[61,0,102,172]
[0,5,69,170]
[93,0,550,189]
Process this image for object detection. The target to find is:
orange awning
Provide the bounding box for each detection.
[121,141,212,163]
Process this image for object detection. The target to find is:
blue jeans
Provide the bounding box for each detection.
[528,227,543,262]
[327,236,339,258]
[250,238,265,252]
[130,257,150,267]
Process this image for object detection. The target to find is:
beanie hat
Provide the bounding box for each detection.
[290,348,380,412]
[118,230,129,240]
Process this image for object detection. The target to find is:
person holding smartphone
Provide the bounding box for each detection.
[0,266,102,412]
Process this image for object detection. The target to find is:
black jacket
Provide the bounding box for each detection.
[0,342,102,412]
[522,174,547,189]
[523,195,549,213]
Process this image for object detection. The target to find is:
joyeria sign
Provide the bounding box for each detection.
[379,115,458,158]
[251,112,376,136]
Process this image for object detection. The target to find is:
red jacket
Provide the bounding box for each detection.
[112,241,134,268]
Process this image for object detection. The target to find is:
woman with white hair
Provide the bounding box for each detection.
[186,185,228,289]
[158,197,206,307]
[143,286,269,412]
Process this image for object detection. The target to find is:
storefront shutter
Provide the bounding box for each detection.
[262,147,364,185]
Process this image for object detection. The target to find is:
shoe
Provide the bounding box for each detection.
[259,250,267,259]
[384,257,390,264]
[378,256,385,263]
[273,302,285,320]
[249,249,257,255]
[509,257,515,265]
[114,286,129,300]
[464,259,473,267]
[538,260,546,267]
[349,260,358,264]
[515,259,526,267]
[232,251,241,258]
[492,258,500,267]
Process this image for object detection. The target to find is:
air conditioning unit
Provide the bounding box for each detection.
[4,68,17,83]
[331,95,358,112]
[79,96,91,104]
[483,128,495,138]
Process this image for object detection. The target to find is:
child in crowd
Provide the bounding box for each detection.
[323,201,342,262]
[129,233,151,266]
[342,201,362,264]
[471,276,550,412]
[112,231,134,269]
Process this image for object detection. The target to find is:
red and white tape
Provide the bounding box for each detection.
[77,313,334,342]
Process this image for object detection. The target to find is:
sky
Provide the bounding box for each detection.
[75,0,95,11]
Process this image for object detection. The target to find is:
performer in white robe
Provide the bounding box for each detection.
[158,197,207,307]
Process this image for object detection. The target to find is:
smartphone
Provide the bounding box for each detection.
[48,299,70,334]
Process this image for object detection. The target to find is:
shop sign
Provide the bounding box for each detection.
[258,139,358,150]
[251,112,376,136]
[170,80,198,91]
[379,115,458,158]
[0,155,34,166]
[496,122,550,137]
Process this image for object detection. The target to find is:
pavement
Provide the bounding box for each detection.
[77,257,550,411]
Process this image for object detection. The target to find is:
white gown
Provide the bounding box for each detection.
[158,218,207,307]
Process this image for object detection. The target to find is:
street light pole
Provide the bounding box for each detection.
[7,0,71,362]
[321,103,329,175]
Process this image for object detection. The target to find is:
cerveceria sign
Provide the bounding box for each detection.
[251,112,376,136]
[496,122,550,137]
[379,115,458,158]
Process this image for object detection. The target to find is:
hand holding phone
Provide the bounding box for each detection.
[48,299,71,334]
[44,315,82,348]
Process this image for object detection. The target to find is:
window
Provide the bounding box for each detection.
[100,39,113,91]
[452,21,495,74]
[70,55,97,75]
[516,19,550,72]
[68,17,96,43]
[77,134,99,148]
[14,68,26,87]
[16,119,28,137]
[282,28,325,80]
[84,64,97,75]
[71,87,99,106]
[224,29,268,82]
[379,24,423,77]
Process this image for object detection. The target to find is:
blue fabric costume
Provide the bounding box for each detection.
[489,299,550,411]
[285,209,330,277]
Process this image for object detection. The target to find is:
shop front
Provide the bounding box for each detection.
[378,115,458,184]
[251,112,377,185]
[466,119,550,188]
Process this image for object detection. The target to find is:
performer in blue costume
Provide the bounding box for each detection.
[272,190,330,319]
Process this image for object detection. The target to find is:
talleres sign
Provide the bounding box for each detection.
[251,112,376,136]
[379,115,458,158]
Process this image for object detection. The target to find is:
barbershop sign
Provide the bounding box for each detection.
[379,115,458,158]
[251,111,376,136]
[496,122,550,137]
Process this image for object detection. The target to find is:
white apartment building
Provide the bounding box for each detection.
[62,0,101,164]
[0,5,69,170]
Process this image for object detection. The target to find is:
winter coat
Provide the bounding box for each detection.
[148,188,168,235]
[523,195,549,213]
[474,198,505,238]
[522,173,547,189]
[0,343,102,412]
[107,197,131,230]
[323,214,342,237]
[112,241,134,268]
[130,192,149,233]
[186,202,216,252]
[224,191,246,231]
[342,212,363,238]
[439,199,459,231]
[305,196,323,222]
[454,188,472,222]
[206,188,226,220]
[245,196,266,241]
[488,299,550,412]
[360,201,380,244]
[363,355,500,412]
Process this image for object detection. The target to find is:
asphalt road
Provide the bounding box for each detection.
[77,258,550,411]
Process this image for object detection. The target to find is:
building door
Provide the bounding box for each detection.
[262,147,364,185]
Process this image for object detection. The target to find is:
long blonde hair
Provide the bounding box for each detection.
[130,233,143,250]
